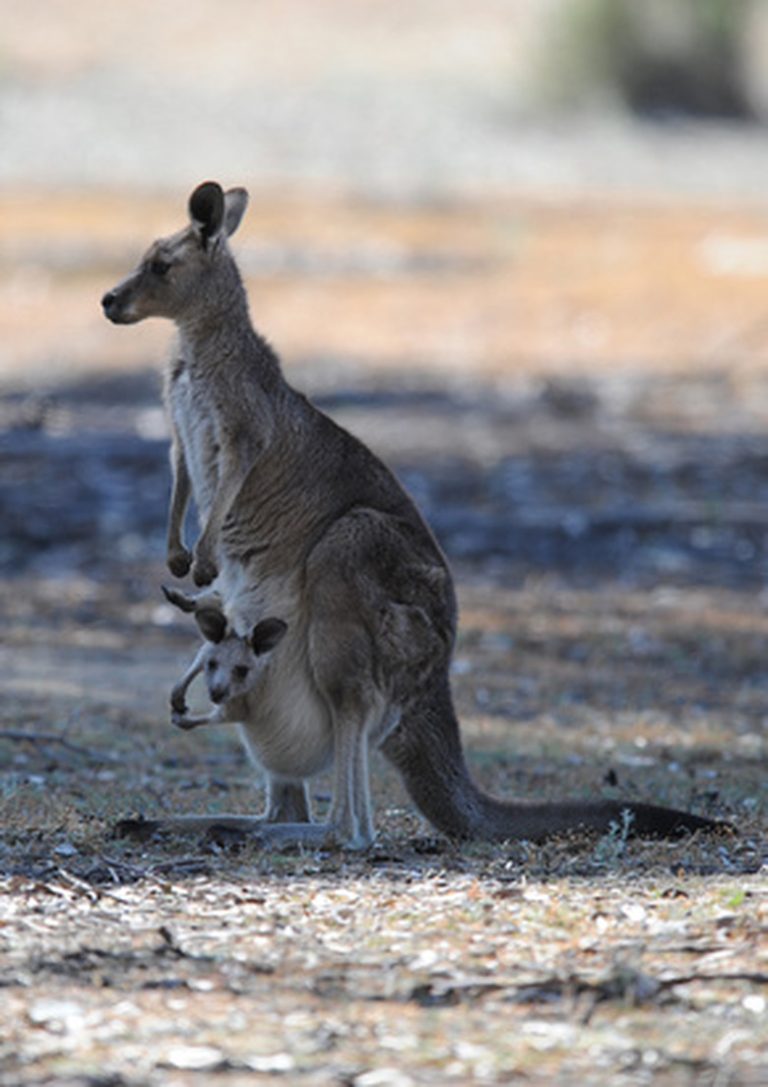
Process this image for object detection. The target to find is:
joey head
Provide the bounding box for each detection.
[201,618,288,710]
[163,585,287,728]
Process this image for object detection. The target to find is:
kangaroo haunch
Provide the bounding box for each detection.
[102,181,720,848]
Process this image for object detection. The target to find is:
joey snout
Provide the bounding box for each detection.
[209,684,228,705]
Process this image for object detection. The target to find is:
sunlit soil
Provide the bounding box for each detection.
[4,189,768,388]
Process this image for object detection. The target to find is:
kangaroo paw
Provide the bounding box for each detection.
[171,709,200,730]
[192,555,218,587]
[167,548,192,578]
[170,692,187,715]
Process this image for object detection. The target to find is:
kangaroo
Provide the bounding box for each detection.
[102,181,719,848]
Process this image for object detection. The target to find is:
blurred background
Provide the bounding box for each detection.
[5,0,768,385]
[3,1,768,765]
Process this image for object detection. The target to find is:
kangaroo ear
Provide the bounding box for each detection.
[189,181,225,248]
[161,584,196,613]
[223,187,249,237]
[250,618,287,656]
[195,607,227,644]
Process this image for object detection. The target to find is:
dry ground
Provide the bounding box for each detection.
[1,190,767,1085]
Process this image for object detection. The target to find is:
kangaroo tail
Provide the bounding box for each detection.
[381,679,722,842]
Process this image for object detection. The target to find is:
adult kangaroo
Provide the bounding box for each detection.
[102,181,718,848]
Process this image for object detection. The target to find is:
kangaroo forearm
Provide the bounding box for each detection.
[167,442,193,577]
[170,646,207,711]
[167,488,189,550]
[168,443,191,543]
[195,456,249,550]
[191,456,252,585]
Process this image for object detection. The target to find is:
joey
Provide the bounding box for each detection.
[163,585,286,728]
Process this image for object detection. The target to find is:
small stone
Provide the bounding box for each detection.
[28,999,85,1033]
[354,1070,415,1087]
[163,1045,223,1070]
[245,1053,296,1073]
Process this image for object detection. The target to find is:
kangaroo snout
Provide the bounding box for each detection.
[210,685,228,705]
[101,290,118,318]
[101,288,137,324]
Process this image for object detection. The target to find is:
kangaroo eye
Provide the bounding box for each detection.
[149,258,171,277]
[207,659,217,671]
[233,665,250,681]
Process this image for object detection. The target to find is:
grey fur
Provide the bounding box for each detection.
[103,181,719,848]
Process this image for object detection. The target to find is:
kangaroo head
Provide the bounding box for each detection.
[162,585,287,704]
[101,181,249,326]
[201,617,288,704]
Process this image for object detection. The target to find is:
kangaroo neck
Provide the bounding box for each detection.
[177,305,283,389]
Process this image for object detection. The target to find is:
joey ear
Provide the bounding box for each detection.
[195,607,227,644]
[188,181,225,248]
[250,618,287,656]
[223,187,249,237]
[161,584,196,613]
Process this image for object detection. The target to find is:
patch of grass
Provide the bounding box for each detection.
[591,807,635,868]
[538,0,753,118]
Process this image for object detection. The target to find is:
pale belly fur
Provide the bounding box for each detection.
[217,566,334,780]
[235,630,333,780]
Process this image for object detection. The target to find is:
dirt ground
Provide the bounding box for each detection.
[1,189,767,1085]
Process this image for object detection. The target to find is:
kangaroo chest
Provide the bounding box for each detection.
[167,362,220,519]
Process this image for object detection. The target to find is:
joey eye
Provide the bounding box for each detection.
[233,665,250,681]
[207,659,217,671]
[149,258,171,277]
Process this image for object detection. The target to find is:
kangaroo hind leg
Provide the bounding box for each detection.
[301,556,390,849]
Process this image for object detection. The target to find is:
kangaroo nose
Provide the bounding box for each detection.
[210,686,227,704]
[101,290,116,311]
